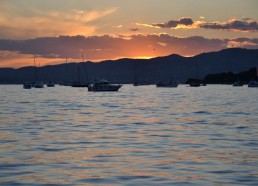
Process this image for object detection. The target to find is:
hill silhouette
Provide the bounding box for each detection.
[203,68,258,84]
[0,48,258,84]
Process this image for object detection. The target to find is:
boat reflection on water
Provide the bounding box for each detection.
[71,81,89,87]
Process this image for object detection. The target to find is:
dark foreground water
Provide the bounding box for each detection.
[0,85,258,185]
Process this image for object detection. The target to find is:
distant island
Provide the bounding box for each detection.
[0,48,258,84]
[186,68,258,85]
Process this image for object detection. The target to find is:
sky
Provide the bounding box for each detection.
[0,0,258,68]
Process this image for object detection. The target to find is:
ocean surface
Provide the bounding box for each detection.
[1,84,258,186]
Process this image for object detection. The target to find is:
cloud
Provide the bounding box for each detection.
[226,38,258,49]
[0,34,230,67]
[113,25,123,28]
[0,50,39,68]
[62,8,118,23]
[199,18,258,32]
[147,17,194,29]
[0,7,118,39]
[1,34,258,67]
[139,17,258,32]
[0,34,258,66]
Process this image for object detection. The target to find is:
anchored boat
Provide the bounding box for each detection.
[88,79,122,91]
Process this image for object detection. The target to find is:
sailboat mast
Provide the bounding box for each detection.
[196,61,199,79]
[82,54,84,63]
[38,61,41,81]
[134,61,137,83]
[77,62,80,84]
[34,57,38,81]
[82,53,89,83]
[169,62,172,82]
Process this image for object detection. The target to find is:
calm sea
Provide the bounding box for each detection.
[0,85,258,185]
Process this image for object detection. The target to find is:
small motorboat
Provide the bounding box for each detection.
[88,79,122,91]
[248,80,258,87]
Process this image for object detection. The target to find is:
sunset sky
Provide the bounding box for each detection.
[0,0,258,68]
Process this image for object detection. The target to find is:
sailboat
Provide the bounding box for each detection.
[189,61,201,87]
[59,58,72,86]
[71,54,89,87]
[23,58,34,89]
[133,61,141,86]
[34,58,44,88]
[156,62,178,88]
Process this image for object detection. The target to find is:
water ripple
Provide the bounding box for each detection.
[0,85,258,185]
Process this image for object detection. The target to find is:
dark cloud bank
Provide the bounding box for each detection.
[152,17,194,28]
[0,34,258,63]
[149,17,258,32]
[199,19,258,31]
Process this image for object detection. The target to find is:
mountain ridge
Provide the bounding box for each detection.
[1,48,258,84]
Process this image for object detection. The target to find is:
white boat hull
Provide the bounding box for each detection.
[88,85,122,91]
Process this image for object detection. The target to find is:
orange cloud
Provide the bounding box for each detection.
[0,8,118,39]
[0,51,33,68]
[0,50,74,68]
[113,25,123,28]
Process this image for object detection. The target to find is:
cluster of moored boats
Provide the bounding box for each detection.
[23,55,125,91]
[23,79,258,91]
[23,81,55,89]
[232,80,258,87]
[23,57,57,89]
[23,57,258,91]
[23,79,123,91]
